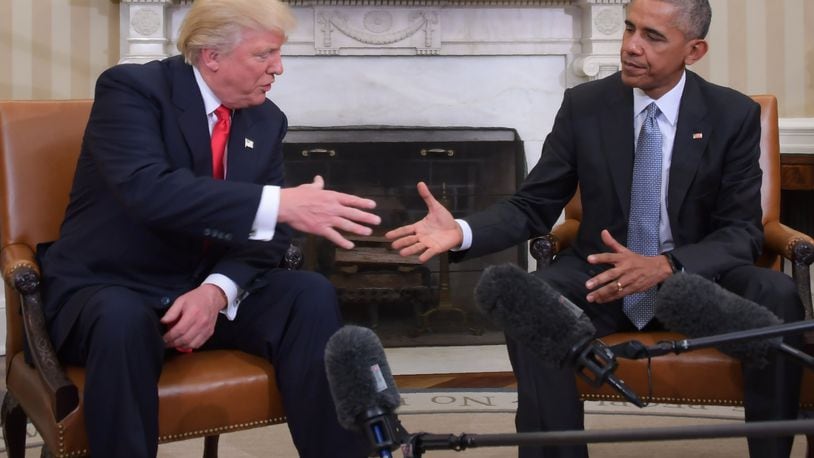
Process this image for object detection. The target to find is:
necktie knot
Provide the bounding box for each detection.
[214,105,231,123]
[643,102,659,121]
[211,105,231,180]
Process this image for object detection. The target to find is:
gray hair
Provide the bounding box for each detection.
[177,0,296,65]
[656,0,712,39]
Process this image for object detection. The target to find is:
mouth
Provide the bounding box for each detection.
[622,60,646,73]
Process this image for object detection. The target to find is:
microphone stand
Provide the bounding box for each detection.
[399,418,814,457]
[611,320,814,369]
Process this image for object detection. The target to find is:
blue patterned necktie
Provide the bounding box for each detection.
[623,102,663,329]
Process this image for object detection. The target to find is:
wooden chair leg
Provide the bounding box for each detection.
[807,433,814,458]
[2,392,28,458]
[203,434,220,458]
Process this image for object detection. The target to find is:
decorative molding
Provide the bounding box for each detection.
[780,118,814,155]
[287,0,573,5]
[120,0,175,63]
[315,8,440,55]
[572,0,628,80]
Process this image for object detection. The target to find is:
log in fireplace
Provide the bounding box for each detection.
[283,127,527,345]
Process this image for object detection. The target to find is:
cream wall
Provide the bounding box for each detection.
[0,0,120,100]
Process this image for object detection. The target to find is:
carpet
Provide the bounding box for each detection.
[5,390,807,457]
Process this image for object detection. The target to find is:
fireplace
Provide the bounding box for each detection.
[118,0,630,345]
[283,127,526,344]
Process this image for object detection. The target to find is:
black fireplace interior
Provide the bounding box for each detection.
[283,127,527,346]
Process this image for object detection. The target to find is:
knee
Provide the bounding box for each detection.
[288,272,341,327]
[90,302,163,353]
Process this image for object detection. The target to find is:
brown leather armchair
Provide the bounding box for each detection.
[530,95,814,425]
[0,100,297,457]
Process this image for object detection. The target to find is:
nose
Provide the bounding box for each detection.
[268,54,283,76]
[622,33,643,56]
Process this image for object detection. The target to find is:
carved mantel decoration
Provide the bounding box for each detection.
[119,0,629,81]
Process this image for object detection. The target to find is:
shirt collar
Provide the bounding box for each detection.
[632,70,686,127]
[192,66,222,116]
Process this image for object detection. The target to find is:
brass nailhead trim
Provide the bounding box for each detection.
[55,417,288,457]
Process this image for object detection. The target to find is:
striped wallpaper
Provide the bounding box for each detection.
[0,0,812,116]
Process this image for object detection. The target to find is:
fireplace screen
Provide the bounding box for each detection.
[283,127,526,345]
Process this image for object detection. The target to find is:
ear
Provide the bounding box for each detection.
[684,39,708,66]
[199,48,220,72]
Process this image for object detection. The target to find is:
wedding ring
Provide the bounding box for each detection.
[616,280,624,292]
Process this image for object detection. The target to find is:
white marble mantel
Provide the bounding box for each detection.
[119,0,630,169]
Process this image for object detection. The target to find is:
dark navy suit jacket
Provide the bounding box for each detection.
[40,55,292,349]
[455,70,764,279]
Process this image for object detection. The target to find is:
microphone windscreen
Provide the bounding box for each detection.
[475,263,595,367]
[655,272,782,367]
[324,325,401,431]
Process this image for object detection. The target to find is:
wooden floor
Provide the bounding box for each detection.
[395,371,516,389]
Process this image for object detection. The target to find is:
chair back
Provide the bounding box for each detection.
[0,100,92,361]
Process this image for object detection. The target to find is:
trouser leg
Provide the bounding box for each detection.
[205,270,369,458]
[719,265,804,458]
[58,286,165,458]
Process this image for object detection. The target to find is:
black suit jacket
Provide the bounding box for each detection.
[456,71,763,279]
[40,55,292,349]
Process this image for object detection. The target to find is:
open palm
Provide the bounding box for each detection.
[385,182,463,263]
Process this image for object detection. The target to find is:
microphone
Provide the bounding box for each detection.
[324,325,405,458]
[474,263,644,407]
[651,272,791,368]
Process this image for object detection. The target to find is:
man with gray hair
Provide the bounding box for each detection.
[39,0,374,455]
[387,0,802,456]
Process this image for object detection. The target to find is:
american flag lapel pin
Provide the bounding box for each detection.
[245,138,254,149]
[692,132,703,140]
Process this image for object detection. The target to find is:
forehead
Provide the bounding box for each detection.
[626,0,681,30]
[234,28,286,52]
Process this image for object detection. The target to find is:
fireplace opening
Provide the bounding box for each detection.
[283,127,527,346]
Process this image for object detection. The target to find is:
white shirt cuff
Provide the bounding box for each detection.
[453,219,472,251]
[204,273,242,321]
[250,185,280,241]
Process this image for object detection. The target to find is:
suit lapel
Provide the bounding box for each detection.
[599,77,636,217]
[170,58,213,176]
[667,72,709,226]
[225,109,261,182]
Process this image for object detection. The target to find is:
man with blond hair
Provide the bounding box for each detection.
[39,0,374,455]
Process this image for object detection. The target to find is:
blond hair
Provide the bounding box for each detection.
[177,0,296,65]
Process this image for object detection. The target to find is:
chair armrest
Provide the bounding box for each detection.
[529,218,580,270]
[281,244,303,270]
[1,243,79,421]
[763,221,814,321]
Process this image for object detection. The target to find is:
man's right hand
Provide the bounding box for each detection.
[278,175,381,250]
[385,181,463,263]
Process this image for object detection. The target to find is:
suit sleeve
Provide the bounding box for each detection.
[454,89,579,260]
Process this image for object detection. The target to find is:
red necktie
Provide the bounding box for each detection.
[211,105,231,179]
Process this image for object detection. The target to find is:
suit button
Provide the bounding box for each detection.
[225,233,233,241]
[203,228,211,236]
[160,296,171,306]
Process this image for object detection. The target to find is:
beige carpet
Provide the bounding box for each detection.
[5,391,806,457]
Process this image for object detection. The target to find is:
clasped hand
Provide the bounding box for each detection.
[161,284,226,351]
[585,229,673,303]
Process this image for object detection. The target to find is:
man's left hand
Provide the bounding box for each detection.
[584,229,673,304]
[160,284,226,350]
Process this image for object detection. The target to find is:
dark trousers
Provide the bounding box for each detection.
[56,270,368,458]
[508,254,804,458]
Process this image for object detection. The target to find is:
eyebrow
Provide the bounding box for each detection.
[625,20,668,40]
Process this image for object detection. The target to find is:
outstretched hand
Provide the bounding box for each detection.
[385,182,463,263]
[584,229,673,303]
[278,175,381,250]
